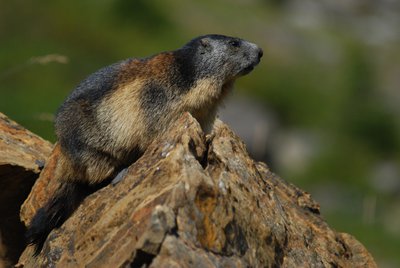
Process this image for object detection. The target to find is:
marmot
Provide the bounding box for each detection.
[27,34,263,254]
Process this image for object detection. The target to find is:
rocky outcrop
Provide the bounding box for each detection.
[0,112,53,266]
[0,112,376,267]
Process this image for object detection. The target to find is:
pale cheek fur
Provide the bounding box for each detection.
[181,78,221,110]
[180,77,229,132]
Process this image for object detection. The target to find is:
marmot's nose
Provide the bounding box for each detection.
[258,48,263,59]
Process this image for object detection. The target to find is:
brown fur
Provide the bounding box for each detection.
[26,35,263,254]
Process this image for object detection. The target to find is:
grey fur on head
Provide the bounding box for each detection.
[181,34,263,82]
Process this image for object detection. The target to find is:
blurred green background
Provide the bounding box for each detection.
[1,0,399,266]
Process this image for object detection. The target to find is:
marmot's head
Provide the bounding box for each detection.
[179,34,263,83]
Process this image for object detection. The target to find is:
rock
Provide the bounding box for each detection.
[15,113,376,267]
[0,112,53,266]
[19,143,64,227]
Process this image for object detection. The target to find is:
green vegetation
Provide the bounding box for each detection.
[1,0,399,266]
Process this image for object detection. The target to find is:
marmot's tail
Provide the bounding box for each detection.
[26,181,92,255]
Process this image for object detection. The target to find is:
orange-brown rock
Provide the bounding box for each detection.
[19,143,63,227]
[0,112,53,266]
[15,113,376,267]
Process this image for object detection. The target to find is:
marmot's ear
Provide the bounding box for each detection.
[199,38,211,54]
[200,38,210,48]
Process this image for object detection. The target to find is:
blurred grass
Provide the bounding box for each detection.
[1,0,399,266]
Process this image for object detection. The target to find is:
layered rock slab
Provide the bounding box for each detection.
[0,112,53,266]
[17,113,376,267]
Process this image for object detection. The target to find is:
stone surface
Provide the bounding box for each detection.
[0,112,53,266]
[15,113,376,267]
[19,143,63,227]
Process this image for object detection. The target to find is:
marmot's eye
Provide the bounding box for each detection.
[229,40,240,48]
